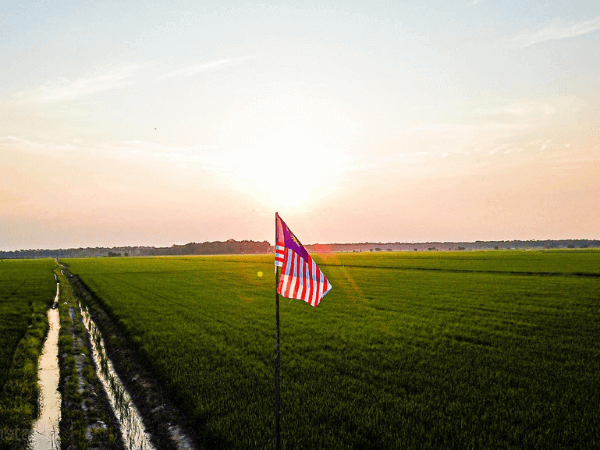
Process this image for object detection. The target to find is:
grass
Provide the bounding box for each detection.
[65,251,600,449]
[0,259,56,450]
[311,248,600,275]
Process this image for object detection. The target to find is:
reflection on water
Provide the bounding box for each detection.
[29,283,61,450]
[79,304,156,450]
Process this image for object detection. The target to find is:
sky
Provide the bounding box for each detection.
[1,0,599,250]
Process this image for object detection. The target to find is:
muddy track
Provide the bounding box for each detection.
[57,272,125,449]
[61,265,199,450]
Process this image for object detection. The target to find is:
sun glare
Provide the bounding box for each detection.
[227,132,344,210]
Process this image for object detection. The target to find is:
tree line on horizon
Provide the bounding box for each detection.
[0,239,271,259]
[1,239,599,259]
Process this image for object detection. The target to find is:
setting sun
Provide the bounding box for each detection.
[224,131,346,210]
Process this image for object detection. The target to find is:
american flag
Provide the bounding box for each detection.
[275,213,332,307]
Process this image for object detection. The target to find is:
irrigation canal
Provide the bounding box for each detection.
[29,283,61,449]
[28,273,169,449]
[80,304,156,450]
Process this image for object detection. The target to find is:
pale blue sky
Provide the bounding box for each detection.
[1,1,599,249]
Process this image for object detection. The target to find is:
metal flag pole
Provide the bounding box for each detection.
[274,212,282,450]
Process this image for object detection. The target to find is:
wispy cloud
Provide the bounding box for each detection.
[11,56,250,102]
[489,143,517,155]
[474,101,556,119]
[13,65,141,102]
[0,135,80,152]
[505,16,600,48]
[468,0,485,6]
[539,139,552,151]
[158,56,251,80]
[0,135,222,170]
[98,140,220,167]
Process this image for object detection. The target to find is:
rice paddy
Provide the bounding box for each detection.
[0,259,56,450]
[61,251,600,449]
[0,259,56,388]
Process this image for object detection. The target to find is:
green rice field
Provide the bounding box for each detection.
[0,259,56,394]
[0,258,56,448]
[65,251,600,449]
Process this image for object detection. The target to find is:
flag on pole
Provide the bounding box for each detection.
[275,213,332,307]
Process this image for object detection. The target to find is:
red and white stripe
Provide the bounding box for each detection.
[277,248,332,307]
[275,244,285,268]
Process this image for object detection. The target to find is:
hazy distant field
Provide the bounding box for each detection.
[66,251,600,449]
[0,259,56,390]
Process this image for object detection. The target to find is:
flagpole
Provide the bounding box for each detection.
[274,213,282,450]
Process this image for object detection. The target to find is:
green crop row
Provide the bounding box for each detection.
[312,248,600,275]
[0,259,56,450]
[66,253,600,449]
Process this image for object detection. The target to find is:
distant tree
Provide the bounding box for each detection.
[414,248,418,251]
[457,246,465,250]
[494,246,499,250]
